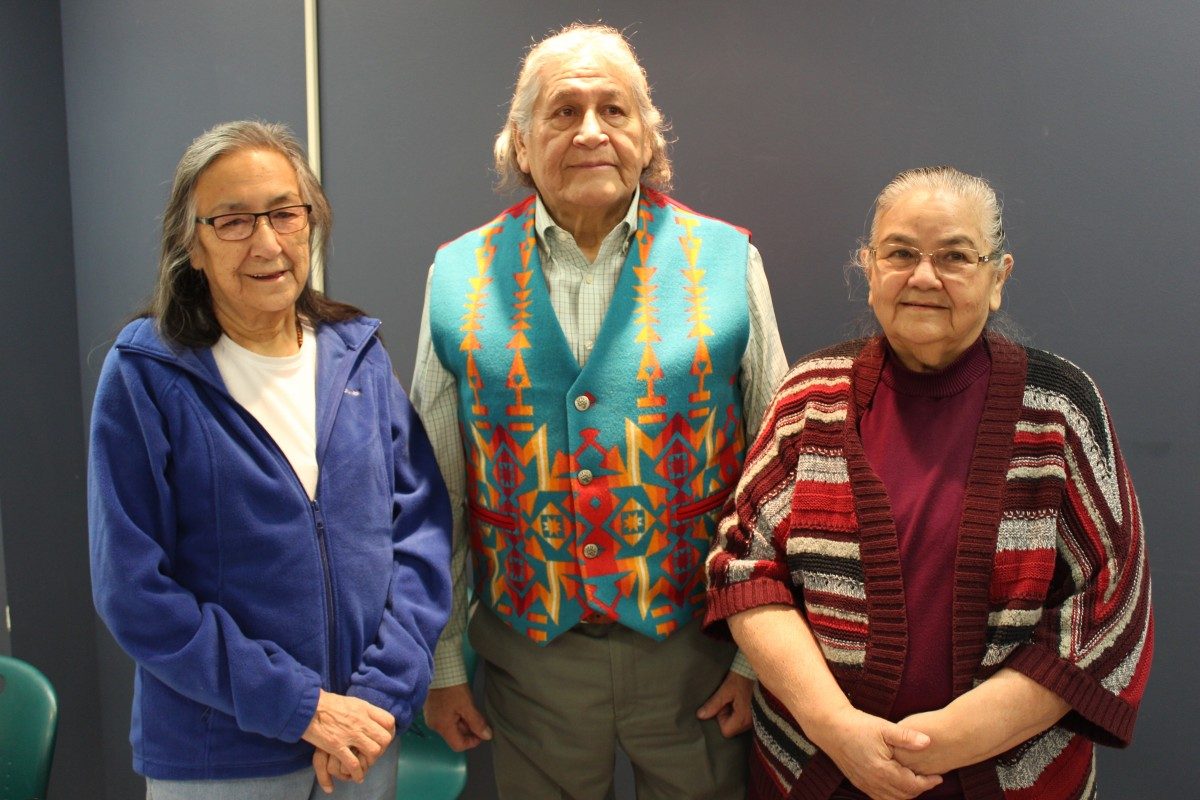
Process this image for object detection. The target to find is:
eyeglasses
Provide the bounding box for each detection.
[871,242,995,278]
[195,204,312,241]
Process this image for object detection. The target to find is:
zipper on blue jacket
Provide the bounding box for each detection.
[119,324,382,696]
[311,499,340,691]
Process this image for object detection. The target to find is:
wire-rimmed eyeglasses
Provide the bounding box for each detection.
[870,242,996,278]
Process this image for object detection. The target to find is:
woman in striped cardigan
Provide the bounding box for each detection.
[705,166,1151,800]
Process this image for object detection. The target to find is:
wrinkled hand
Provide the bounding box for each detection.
[810,706,942,800]
[696,671,754,737]
[312,747,359,794]
[424,683,492,751]
[892,711,955,776]
[302,690,395,785]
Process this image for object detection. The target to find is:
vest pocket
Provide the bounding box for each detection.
[468,499,518,531]
[675,484,734,520]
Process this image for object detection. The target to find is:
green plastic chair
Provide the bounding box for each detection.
[395,624,479,800]
[0,655,58,800]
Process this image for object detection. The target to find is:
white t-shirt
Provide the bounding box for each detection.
[212,323,318,499]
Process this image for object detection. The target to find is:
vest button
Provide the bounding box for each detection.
[574,394,592,412]
[582,543,600,559]
[577,469,593,485]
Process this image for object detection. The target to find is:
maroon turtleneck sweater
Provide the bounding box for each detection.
[850,335,992,800]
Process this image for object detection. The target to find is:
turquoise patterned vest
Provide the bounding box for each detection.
[430,188,749,644]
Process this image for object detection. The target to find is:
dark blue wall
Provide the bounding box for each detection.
[0,3,102,796]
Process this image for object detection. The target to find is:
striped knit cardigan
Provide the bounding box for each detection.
[705,333,1152,800]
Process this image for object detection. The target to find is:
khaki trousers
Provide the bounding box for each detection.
[470,606,748,800]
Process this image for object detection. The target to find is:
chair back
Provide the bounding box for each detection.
[0,655,58,800]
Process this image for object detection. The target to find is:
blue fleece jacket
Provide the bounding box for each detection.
[88,316,452,779]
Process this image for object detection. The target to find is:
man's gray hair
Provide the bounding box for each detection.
[149,120,340,347]
[493,23,673,193]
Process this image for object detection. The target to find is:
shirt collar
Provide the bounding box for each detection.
[534,186,641,250]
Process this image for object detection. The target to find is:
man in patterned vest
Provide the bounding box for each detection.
[412,23,787,798]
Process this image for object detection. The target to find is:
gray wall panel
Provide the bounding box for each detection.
[0,504,7,657]
[0,3,102,797]
[64,0,309,409]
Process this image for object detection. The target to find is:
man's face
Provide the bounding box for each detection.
[515,51,652,230]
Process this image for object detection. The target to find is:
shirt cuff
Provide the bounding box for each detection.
[729,650,757,680]
[431,629,469,688]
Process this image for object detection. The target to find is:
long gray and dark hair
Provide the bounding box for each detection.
[145,120,361,347]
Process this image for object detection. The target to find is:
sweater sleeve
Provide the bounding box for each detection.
[1004,370,1153,748]
[704,370,807,637]
[88,347,321,743]
[345,355,453,730]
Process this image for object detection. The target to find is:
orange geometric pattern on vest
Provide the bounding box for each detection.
[461,222,500,424]
[432,190,749,644]
[505,215,537,432]
[678,213,716,416]
[634,205,666,425]
[467,421,564,642]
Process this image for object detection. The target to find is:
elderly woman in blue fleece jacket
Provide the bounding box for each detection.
[88,120,452,799]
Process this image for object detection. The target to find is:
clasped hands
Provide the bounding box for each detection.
[302,690,397,794]
[809,705,950,800]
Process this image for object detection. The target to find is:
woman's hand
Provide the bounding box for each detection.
[727,607,942,798]
[808,706,942,800]
[894,669,1071,775]
[312,747,359,794]
[302,690,395,784]
[892,710,951,776]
